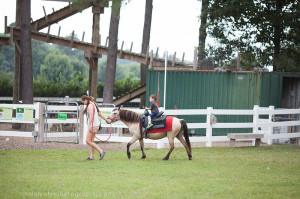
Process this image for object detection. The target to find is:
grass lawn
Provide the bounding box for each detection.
[0,146,300,198]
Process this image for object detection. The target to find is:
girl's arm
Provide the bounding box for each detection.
[87,104,94,131]
[98,111,111,124]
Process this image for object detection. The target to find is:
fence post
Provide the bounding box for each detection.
[267,106,274,145]
[37,103,45,142]
[206,107,213,147]
[82,111,88,145]
[79,105,84,144]
[253,105,259,133]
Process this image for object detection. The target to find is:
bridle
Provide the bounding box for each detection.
[108,112,120,122]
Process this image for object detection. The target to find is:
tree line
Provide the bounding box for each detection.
[0,38,140,98]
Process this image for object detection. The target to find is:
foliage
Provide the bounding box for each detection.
[0,146,300,198]
[113,73,140,97]
[40,53,75,82]
[207,0,300,71]
[0,72,13,97]
[1,73,140,98]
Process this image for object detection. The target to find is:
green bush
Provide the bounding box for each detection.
[1,74,140,98]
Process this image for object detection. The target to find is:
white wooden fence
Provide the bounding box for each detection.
[90,105,300,148]
[1,103,299,148]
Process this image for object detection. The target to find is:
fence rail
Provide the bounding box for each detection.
[1,104,299,148]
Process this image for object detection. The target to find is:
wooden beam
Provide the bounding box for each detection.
[13,40,21,54]
[10,26,189,67]
[113,84,146,106]
[31,4,92,31]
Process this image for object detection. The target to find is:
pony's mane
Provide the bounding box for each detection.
[119,109,140,123]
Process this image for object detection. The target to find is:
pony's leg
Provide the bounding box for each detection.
[163,135,175,160]
[127,136,139,159]
[176,135,192,160]
[139,138,146,159]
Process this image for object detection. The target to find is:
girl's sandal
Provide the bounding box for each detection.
[86,157,94,160]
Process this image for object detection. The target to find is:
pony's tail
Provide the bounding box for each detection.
[180,120,191,153]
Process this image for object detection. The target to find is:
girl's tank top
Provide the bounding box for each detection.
[87,102,100,127]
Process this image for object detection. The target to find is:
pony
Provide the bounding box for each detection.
[108,107,192,160]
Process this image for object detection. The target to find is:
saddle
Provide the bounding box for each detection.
[140,111,167,138]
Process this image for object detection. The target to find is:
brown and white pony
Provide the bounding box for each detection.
[108,107,192,160]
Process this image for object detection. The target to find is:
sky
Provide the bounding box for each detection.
[0,0,206,62]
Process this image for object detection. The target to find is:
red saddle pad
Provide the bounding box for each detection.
[148,116,173,133]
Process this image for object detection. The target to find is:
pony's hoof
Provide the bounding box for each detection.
[162,157,169,161]
[189,157,192,160]
[141,156,146,159]
[127,154,131,159]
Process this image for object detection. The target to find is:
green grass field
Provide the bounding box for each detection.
[0,146,300,199]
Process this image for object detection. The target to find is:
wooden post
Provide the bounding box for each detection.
[82,31,85,42]
[43,6,48,22]
[172,52,176,67]
[156,47,159,58]
[34,22,38,31]
[99,34,101,45]
[93,34,98,53]
[79,105,84,144]
[58,26,61,37]
[119,41,124,58]
[105,36,109,47]
[206,107,213,147]
[144,46,149,65]
[130,42,133,52]
[38,103,45,142]
[9,27,13,45]
[4,16,7,33]
[182,52,185,63]
[267,106,274,145]
[46,26,51,42]
[149,50,153,69]
[52,8,55,12]
[193,49,197,70]
[70,30,74,48]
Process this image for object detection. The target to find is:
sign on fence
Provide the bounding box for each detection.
[58,113,67,121]
[0,107,12,120]
[16,107,34,121]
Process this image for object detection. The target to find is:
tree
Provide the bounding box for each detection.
[20,0,33,104]
[103,0,122,103]
[140,0,153,108]
[40,53,74,82]
[198,0,209,68]
[208,0,300,71]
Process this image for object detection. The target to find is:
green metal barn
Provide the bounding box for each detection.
[146,70,300,135]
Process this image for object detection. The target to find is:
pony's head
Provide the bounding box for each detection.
[108,107,121,123]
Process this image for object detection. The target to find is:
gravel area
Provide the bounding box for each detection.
[0,137,140,151]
